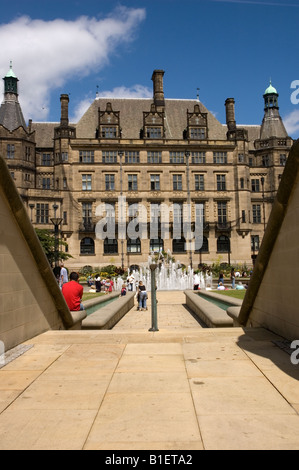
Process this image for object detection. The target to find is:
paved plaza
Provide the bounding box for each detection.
[0,291,298,450]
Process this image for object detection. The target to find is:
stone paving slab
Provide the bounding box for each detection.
[0,291,298,450]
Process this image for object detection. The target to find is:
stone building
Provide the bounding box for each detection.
[0,65,293,270]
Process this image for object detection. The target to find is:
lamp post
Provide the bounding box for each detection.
[50,203,63,267]
[185,150,193,269]
[118,150,125,271]
[261,176,266,233]
[149,263,159,332]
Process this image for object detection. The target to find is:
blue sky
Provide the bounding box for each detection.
[1,0,299,137]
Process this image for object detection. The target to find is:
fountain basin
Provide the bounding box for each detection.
[184,290,235,328]
[82,292,135,330]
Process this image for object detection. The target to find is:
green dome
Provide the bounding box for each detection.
[5,62,17,79]
[264,81,277,95]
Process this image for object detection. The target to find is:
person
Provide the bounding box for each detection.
[108,278,114,293]
[218,271,224,286]
[121,284,127,296]
[230,268,235,289]
[59,263,68,287]
[137,281,147,311]
[95,274,101,292]
[217,282,225,291]
[62,272,84,311]
[236,282,245,290]
[193,273,200,291]
[128,273,135,291]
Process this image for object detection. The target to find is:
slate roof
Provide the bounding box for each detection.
[0,98,27,132]
[76,98,228,141]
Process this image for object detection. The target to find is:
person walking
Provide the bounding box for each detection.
[59,263,68,288]
[230,268,236,289]
[137,281,147,311]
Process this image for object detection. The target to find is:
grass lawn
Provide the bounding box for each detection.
[82,292,105,301]
[212,289,246,300]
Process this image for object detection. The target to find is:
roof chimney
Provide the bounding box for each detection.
[60,94,69,127]
[152,70,165,108]
[225,98,236,131]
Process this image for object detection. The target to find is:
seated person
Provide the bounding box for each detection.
[236,282,245,290]
[62,272,84,311]
[217,282,225,291]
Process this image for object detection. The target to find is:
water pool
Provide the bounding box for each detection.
[197,292,233,311]
[85,297,117,316]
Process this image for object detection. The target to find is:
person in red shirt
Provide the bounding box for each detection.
[62,272,84,311]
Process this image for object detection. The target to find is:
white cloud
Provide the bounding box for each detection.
[71,85,152,123]
[284,110,299,138]
[0,7,146,120]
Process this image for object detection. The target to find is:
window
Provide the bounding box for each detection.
[7,144,15,159]
[42,178,51,190]
[173,238,186,253]
[148,152,162,164]
[105,174,115,191]
[102,151,117,164]
[240,178,244,189]
[280,154,287,166]
[217,235,230,253]
[262,155,270,167]
[217,202,227,224]
[82,174,92,191]
[173,174,182,191]
[128,174,138,191]
[127,238,141,253]
[80,237,95,255]
[251,179,260,192]
[42,153,51,166]
[251,235,260,251]
[79,151,94,163]
[150,174,160,191]
[253,205,261,223]
[190,128,206,139]
[104,238,118,254]
[102,127,117,138]
[36,203,49,224]
[147,127,162,139]
[63,211,68,225]
[238,154,245,163]
[125,151,140,164]
[242,210,246,223]
[195,236,209,253]
[25,147,31,161]
[216,174,226,191]
[170,152,185,164]
[150,238,163,253]
[213,152,227,164]
[195,174,205,191]
[63,178,67,189]
[82,202,92,226]
[61,152,68,162]
[191,152,206,164]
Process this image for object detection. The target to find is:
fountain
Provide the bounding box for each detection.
[115,250,213,291]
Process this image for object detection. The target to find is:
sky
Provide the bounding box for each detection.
[1,0,299,138]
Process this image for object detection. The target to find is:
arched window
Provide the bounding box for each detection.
[195,236,209,253]
[150,238,163,253]
[127,238,141,253]
[104,238,118,254]
[173,238,186,253]
[217,235,230,253]
[80,237,95,255]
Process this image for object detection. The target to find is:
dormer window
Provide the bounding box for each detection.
[190,128,206,139]
[143,103,165,140]
[98,103,120,140]
[186,104,208,140]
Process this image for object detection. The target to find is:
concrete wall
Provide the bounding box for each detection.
[0,156,84,353]
[238,139,299,340]
[247,170,299,339]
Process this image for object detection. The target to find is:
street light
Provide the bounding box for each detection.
[149,263,159,332]
[185,150,193,269]
[118,150,125,271]
[50,203,63,267]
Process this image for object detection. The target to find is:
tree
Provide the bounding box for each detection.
[35,229,72,267]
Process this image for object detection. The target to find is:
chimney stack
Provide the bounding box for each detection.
[152,70,165,108]
[225,98,236,131]
[60,94,69,127]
